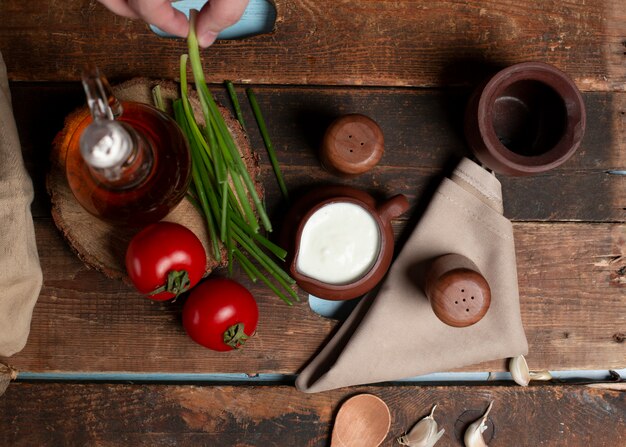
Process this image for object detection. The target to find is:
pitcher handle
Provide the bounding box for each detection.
[376,194,409,224]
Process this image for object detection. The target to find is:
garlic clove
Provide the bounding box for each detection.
[397,404,445,447]
[529,370,553,381]
[0,363,17,398]
[509,355,552,386]
[463,401,493,447]
[509,355,531,386]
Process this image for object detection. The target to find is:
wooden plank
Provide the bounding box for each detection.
[0,383,624,446]
[10,83,626,221]
[2,218,623,375]
[0,1,624,90]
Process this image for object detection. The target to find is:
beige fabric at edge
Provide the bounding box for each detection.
[0,51,43,357]
[296,157,528,393]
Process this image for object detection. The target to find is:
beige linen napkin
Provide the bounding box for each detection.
[296,157,528,393]
[0,52,43,357]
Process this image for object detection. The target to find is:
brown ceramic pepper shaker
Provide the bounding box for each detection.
[320,114,384,176]
[424,254,491,327]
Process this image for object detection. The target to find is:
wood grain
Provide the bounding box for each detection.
[0,383,624,446]
[0,1,624,90]
[10,84,626,222]
[2,219,623,375]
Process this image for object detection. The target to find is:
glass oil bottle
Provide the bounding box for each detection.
[65,67,191,225]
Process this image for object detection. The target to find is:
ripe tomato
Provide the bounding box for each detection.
[182,278,259,351]
[125,222,207,301]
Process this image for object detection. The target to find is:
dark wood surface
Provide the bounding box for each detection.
[1,1,624,90]
[1,383,624,446]
[3,82,624,375]
[7,219,620,374]
[0,0,624,445]
[12,84,626,223]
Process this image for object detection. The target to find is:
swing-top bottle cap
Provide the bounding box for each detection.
[79,120,133,169]
[79,66,131,170]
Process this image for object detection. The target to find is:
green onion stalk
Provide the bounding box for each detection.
[169,10,297,305]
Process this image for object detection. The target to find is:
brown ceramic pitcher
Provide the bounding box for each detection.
[282,186,409,300]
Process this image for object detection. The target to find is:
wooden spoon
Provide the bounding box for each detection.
[331,394,391,447]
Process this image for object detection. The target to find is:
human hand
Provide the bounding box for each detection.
[97,0,250,47]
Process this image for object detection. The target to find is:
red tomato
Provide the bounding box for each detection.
[182,278,259,351]
[125,222,207,301]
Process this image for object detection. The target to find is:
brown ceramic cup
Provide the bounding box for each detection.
[282,186,409,301]
[464,62,586,176]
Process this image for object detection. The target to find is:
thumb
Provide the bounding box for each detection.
[195,0,249,47]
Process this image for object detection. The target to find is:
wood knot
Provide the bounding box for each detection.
[609,257,626,286]
[612,333,625,343]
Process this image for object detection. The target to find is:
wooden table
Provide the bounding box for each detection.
[1,1,624,445]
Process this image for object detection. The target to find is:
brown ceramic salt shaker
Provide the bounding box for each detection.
[320,114,384,176]
[425,254,491,327]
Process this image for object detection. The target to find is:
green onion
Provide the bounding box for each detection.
[247,88,289,202]
[152,85,166,112]
[233,250,258,282]
[185,30,273,232]
[170,10,297,304]
[225,81,246,131]
[174,99,221,262]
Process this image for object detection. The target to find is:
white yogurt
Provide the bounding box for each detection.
[296,202,381,285]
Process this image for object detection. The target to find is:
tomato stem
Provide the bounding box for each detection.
[150,270,191,298]
[223,323,249,349]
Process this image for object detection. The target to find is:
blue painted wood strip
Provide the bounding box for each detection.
[150,0,276,40]
[17,369,623,383]
[17,372,292,382]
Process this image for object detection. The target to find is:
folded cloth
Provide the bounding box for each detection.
[296,157,528,393]
[0,51,43,357]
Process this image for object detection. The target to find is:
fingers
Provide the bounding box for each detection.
[128,0,189,37]
[196,0,249,47]
[97,0,249,45]
[98,0,189,38]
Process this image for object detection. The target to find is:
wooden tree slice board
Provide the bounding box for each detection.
[47,78,261,283]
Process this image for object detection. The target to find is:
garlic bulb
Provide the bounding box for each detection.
[509,355,552,386]
[463,401,493,447]
[397,404,445,447]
